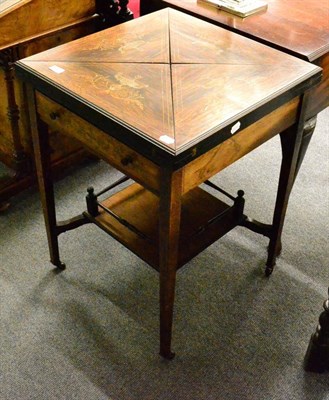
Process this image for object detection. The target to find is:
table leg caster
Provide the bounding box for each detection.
[265,239,281,276]
[265,264,274,277]
[160,351,175,360]
[0,202,10,212]
[53,261,66,271]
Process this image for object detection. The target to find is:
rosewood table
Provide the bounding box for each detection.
[16,9,321,359]
[141,0,329,176]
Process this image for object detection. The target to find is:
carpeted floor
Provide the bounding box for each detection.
[0,100,328,399]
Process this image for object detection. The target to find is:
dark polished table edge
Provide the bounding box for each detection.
[15,60,322,168]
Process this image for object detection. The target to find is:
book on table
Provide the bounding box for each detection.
[198,0,268,17]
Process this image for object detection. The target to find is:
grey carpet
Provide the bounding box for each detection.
[0,108,328,400]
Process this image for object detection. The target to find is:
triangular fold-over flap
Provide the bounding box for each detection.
[24,61,175,147]
[171,63,317,150]
[169,8,299,66]
[24,9,170,64]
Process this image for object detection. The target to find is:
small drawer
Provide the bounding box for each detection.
[36,92,161,194]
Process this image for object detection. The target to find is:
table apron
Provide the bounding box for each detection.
[36,91,301,197]
[181,96,300,194]
[306,52,329,118]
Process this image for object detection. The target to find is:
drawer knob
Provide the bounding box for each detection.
[121,156,133,166]
[50,112,60,120]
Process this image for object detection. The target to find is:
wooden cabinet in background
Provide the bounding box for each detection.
[0,0,133,205]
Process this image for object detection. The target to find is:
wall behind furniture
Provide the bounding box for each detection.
[130,0,139,17]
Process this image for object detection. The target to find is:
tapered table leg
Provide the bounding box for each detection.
[27,86,65,270]
[265,128,295,275]
[158,169,183,359]
[265,94,309,276]
[294,116,317,180]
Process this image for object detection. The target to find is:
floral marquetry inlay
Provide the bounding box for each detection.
[92,72,148,110]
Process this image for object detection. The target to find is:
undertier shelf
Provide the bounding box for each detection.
[85,183,244,271]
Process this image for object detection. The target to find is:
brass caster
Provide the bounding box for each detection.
[160,351,176,360]
[265,265,273,277]
[55,261,66,271]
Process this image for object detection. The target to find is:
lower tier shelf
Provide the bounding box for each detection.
[84,183,245,271]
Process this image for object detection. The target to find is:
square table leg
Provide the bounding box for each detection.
[27,86,66,270]
[158,168,183,359]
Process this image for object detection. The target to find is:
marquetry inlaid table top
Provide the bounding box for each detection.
[16,8,321,163]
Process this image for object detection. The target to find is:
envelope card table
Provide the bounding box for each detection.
[16,9,321,359]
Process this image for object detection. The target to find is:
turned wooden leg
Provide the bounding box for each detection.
[4,50,30,178]
[118,0,134,19]
[27,87,65,270]
[304,289,329,372]
[158,169,183,360]
[0,50,33,206]
[95,1,133,30]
